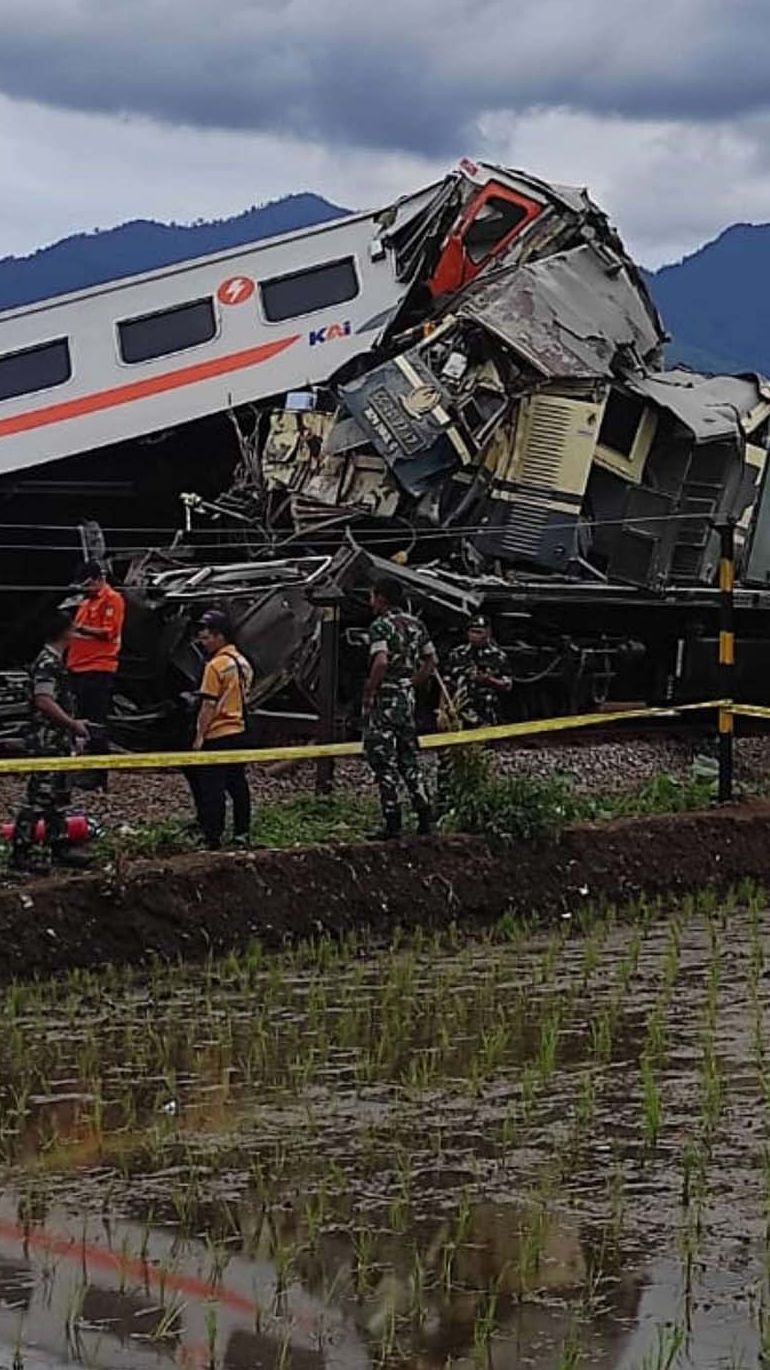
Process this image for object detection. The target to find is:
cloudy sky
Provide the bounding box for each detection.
[1,0,768,268]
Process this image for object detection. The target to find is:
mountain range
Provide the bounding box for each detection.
[646,225,766,375]
[0,194,347,314]
[0,197,766,377]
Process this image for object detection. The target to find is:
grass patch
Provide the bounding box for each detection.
[251,792,379,848]
[440,748,716,846]
[440,748,575,845]
[91,792,380,861]
[582,771,717,821]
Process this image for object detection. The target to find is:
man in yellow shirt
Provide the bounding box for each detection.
[189,610,255,849]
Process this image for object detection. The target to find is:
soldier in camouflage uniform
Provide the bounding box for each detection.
[444,616,513,727]
[436,615,512,814]
[10,614,90,874]
[362,577,437,839]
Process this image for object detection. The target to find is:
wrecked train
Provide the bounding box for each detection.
[2,158,770,742]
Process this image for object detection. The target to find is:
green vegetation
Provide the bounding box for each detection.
[92,791,381,861]
[439,747,716,845]
[0,748,722,873]
[439,747,575,844]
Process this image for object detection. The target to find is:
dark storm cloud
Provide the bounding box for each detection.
[1,0,768,155]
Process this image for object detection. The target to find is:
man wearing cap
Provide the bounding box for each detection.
[189,610,254,850]
[68,561,125,789]
[436,616,512,814]
[444,616,513,728]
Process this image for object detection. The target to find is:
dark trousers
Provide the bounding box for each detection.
[71,671,113,787]
[12,769,71,868]
[186,734,251,848]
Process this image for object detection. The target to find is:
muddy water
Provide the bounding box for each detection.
[0,892,767,1368]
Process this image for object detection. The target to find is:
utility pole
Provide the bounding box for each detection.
[717,520,735,803]
[313,586,344,795]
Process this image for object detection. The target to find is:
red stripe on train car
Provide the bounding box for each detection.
[0,334,301,439]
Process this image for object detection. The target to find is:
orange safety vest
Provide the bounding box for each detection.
[68,585,125,675]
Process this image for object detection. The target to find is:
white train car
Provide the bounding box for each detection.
[0,191,436,482]
[0,161,568,486]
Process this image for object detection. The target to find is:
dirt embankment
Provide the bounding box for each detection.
[1,802,769,982]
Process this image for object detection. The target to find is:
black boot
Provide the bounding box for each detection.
[52,846,94,870]
[368,809,402,841]
[415,802,435,837]
[8,849,50,877]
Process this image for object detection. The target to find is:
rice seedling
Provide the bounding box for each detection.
[353,1226,376,1296]
[589,1009,613,1065]
[640,1051,663,1154]
[501,1103,519,1150]
[555,1321,583,1369]
[519,1063,538,1123]
[409,1245,427,1326]
[204,1302,219,1370]
[375,1302,397,1367]
[517,1201,549,1293]
[635,1323,686,1370]
[678,1208,700,1330]
[277,1327,293,1368]
[64,1277,87,1355]
[699,1041,725,1142]
[536,1006,561,1084]
[471,1287,499,1364]
[755,1269,770,1369]
[605,1157,626,1247]
[152,1298,186,1342]
[645,1006,668,1070]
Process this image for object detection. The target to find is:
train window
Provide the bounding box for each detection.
[0,338,71,402]
[598,391,645,455]
[465,196,529,264]
[260,258,359,322]
[118,298,216,364]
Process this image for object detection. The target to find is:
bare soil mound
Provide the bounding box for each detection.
[0,802,768,982]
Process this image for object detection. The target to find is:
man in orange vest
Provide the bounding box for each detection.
[68,560,125,789]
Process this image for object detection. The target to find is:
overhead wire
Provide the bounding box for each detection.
[0,508,725,556]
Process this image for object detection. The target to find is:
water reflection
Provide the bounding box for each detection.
[0,1192,646,1369]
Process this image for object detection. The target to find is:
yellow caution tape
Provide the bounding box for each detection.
[419,699,729,750]
[729,704,770,720]
[0,699,730,776]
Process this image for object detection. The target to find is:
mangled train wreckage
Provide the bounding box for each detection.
[2,158,770,745]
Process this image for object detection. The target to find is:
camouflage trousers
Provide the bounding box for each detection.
[363,688,431,823]
[12,768,71,866]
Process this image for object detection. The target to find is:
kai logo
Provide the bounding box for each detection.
[309,320,352,347]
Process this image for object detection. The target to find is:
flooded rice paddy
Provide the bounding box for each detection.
[0,888,769,1368]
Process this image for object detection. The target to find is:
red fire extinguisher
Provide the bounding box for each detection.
[1,814,102,845]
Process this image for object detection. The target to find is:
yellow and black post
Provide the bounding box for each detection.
[718,520,735,803]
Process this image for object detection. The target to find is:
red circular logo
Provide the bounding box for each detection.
[217,276,256,306]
